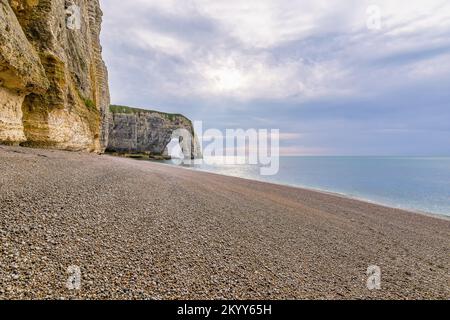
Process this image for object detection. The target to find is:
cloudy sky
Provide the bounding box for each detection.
[99,0,450,156]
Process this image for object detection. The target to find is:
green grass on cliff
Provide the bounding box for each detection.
[83,98,97,111]
[110,105,188,122]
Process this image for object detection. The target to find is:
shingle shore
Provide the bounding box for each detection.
[0,146,449,299]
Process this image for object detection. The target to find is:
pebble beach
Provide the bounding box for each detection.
[0,146,449,299]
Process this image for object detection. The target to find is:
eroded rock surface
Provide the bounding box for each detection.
[107,105,202,159]
[0,0,110,152]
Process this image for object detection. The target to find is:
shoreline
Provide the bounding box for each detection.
[1,146,449,299]
[144,157,450,222]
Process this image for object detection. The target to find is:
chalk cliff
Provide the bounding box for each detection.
[107,105,202,160]
[0,0,110,152]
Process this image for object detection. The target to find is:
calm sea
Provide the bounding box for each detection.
[158,157,450,217]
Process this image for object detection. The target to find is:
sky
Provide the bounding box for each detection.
[99,0,450,156]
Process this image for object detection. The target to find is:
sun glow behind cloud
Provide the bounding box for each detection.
[99,0,450,155]
[101,0,450,101]
[205,63,245,93]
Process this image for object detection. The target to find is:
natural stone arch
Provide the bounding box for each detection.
[107,106,202,159]
[163,128,195,160]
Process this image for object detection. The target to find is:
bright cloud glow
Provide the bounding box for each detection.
[101,0,450,101]
[99,0,450,155]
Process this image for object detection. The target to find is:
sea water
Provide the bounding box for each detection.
[158,157,450,217]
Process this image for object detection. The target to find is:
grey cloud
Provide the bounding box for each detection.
[99,0,450,155]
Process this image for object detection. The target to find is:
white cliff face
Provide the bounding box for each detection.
[107,106,202,160]
[0,0,110,152]
[1,1,202,156]
[0,0,49,144]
